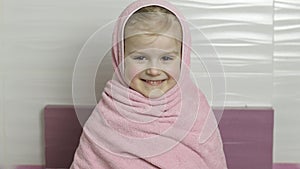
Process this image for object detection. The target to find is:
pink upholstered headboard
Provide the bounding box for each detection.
[44,105,84,169]
[44,105,274,169]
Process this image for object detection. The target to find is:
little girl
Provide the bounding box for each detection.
[70,0,227,168]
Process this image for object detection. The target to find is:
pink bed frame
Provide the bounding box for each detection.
[43,105,274,169]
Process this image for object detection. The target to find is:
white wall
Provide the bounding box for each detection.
[179,0,273,107]
[273,0,300,163]
[1,0,5,167]
[0,0,299,167]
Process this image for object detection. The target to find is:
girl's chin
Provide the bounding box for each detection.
[144,89,165,99]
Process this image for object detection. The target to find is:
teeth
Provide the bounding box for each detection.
[145,80,163,85]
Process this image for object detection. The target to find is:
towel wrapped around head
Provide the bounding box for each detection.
[70,0,228,168]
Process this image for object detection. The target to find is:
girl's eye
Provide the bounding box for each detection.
[161,56,174,61]
[133,56,147,61]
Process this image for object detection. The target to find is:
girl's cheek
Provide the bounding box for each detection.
[124,62,143,83]
[166,68,180,81]
[162,62,181,81]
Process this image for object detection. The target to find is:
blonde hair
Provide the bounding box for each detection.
[124,6,182,41]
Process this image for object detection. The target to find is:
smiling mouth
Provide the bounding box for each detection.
[141,79,165,86]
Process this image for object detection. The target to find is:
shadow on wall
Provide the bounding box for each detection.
[95,49,114,102]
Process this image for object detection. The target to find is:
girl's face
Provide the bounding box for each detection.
[124,34,181,98]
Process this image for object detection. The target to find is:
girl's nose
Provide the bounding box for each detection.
[146,68,161,76]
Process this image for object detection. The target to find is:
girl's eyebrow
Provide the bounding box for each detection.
[127,50,180,56]
[166,51,180,55]
[126,50,142,56]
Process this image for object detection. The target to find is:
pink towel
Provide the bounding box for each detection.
[70,0,228,168]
